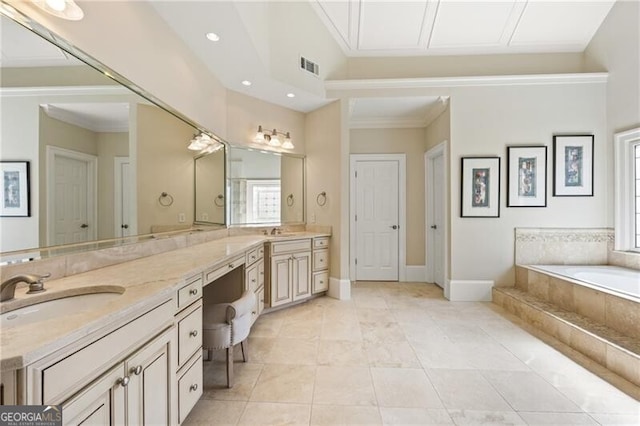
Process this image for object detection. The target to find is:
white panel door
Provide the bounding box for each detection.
[115,157,131,237]
[54,155,89,245]
[355,160,399,281]
[432,153,445,287]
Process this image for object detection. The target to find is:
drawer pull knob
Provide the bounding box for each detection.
[117,376,130,387]
[320,280,324,284]
[189,288,198,296]
[251,278,256,283]
[251,256,256,260]
[252,311,257,315]
[131,365,143,376]
[189,330,198,337]
[320,259,324,262]
[229,263,234,269]
[190,384,198,392]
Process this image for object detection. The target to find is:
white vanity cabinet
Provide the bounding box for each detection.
[245,245,265,324]
[312,237,330,293]
[268,239,312,308]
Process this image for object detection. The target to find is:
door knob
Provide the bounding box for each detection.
[431,225,437,229]
[390,225,398,230]
[80,224,88,229]
[121,224,129,229]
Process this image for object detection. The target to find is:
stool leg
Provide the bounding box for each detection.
[240,340,248,363]
[226,347,234,388]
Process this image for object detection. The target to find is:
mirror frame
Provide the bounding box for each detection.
[0,7,228,263]
[225,144,306,227]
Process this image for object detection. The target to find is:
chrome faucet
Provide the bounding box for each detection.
[270,228,278,235]
[0,273,51,302]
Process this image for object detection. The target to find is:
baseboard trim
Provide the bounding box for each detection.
[405,266,427,282]
[445,279,494,301]
[329,277,351,300]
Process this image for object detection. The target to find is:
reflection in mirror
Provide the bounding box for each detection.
[194,149,225,224]
[0,14,225,259]
[227,147,304,225]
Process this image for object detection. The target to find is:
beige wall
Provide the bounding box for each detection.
[585,0,640,227]
[449,83,607,286]
[226,90,306,155]
[281,155,304,223]
[1,66,115,87]
[97,132,129,240]
[306,101,346,279]
[136,104,195,234]
[347,52,585,80]
[350,128,427,266]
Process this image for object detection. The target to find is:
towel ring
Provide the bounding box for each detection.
[316,191,327,207]
[286,194,294,207]
[214,194,224,207]
[159,192,174,207]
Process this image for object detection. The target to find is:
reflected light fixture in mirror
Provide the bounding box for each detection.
[254,125,294,149]
[33,0,84,20]
[188,132,224,153]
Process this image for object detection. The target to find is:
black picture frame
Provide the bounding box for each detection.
[460,156,500,218]
[553,135,594,197]
[507,145,547,207]
[1,160,31,217]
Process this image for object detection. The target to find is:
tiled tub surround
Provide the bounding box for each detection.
[495,265,640,387]
[514,228,614,266]
[0,231,329,371]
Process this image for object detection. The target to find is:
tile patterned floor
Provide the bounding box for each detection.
[183,282,640,425]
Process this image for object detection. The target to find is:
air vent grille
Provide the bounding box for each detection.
[300,56,319,77]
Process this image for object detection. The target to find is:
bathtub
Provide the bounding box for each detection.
[531,264,640,299]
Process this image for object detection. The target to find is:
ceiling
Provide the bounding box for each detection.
[42,103,130,132]
[313,0,616,56]
[2,1,617,129]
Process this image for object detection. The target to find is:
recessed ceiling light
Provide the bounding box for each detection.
[241,80,252,86]
[286,93,295,98]
[205,32,220,42]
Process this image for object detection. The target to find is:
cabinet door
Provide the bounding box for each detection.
[292,251,311,301]
[126,329,173,426]
[246,262,259,292]
[271,253,292,307]
[258,259,265,289]
[62,364,126,426]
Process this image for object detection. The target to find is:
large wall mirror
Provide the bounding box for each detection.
[0,14,226,260]
[226,147,304,225]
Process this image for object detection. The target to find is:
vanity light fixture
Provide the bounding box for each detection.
[33,0,84,20]
[253,126,294,149]
[188,132,223,152]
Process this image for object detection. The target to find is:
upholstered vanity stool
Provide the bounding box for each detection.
[202,290,255,388]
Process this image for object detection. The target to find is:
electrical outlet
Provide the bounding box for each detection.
[178,213,186,223]
[311,213,316,223]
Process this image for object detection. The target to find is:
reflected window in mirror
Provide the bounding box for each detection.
[225,147,304,225]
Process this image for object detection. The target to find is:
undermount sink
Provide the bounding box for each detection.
[1,290,123,329]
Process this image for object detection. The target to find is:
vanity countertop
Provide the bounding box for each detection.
[0,232,329,371]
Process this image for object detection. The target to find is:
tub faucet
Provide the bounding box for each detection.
[0,273,51,302]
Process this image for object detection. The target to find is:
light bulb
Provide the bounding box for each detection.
[46,0,66,11]
[282,133,294,149]
[268,129,280,147]
[254,125,265,143]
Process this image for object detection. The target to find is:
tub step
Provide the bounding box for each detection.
[493,286,640,388]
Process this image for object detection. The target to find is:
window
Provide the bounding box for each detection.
[615,127,640,251]
[246,180,280,223]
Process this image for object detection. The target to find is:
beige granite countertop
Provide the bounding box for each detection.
[0,232,329,371]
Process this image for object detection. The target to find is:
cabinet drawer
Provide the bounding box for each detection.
[43,300,173,404]
[313,249,329,272]
[246,246,263,266]
[204,255,244,284]
[313,237,329,249]
[246,263,259,293]
[177,275,202,310]
[178,354,203,424]
[271,239,311,254]
[257,287,265,315]
[313,271,329,294]
[178,304,202,367]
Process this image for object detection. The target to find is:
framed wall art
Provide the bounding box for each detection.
[553,135,594,197]
[507,146,547,207]
[1,161,30,217]
[460,156,500,218]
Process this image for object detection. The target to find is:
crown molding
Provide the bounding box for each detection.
[327,72,608,94]
[0,85,131,97]
[41,104,129,133]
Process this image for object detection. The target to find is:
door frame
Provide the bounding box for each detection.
[425,141,449,287]
[46,145,98,246]
[114,156,130,238]
[349,153,406,282]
